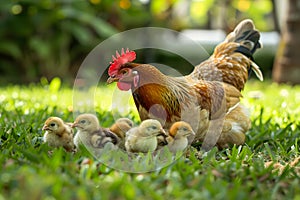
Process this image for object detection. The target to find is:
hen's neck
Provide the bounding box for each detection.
[133,64,190,92]
[131,64,192,125]
[134,65,168,86]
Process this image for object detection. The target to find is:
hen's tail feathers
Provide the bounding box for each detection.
[226,19,263,81]
[225,19,262,52]
[250,62,263,81]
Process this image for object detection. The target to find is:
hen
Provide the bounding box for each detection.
[106,19,263,150]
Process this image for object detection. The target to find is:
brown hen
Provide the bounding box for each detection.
[106,19,263,150]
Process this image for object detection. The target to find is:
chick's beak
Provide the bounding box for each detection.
[107,76,119,84]
[185,130,196,137]
[42,125,49,131]
[71,123,78,128]
[184,131,194,136]
[158,128,167,136]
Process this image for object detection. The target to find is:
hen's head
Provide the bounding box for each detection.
[107,48,140,91]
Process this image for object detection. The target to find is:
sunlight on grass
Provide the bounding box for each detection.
[94,83,139,119]
[0,83,139,122]
[243,80,300,126]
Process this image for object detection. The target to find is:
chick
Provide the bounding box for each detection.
[109,118,134,150]
[42,117,75,152]
[166,121,195,154]
[125,119,166,153]
[156,132,168,149]
[72,114,119,150]
[109,118,133,139]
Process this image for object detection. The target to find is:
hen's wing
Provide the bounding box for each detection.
[191,80,242,119]
[188,80,242,148]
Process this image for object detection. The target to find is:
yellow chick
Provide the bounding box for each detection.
[42,117,75,152]
[72,114,119,150]
[125,119,166,153]
[166,121,195,154]
[109,118,134,150]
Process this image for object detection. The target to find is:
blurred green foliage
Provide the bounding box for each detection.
[0,0,275,84]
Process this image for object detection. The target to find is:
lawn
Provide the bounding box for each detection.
[1,80,300,199]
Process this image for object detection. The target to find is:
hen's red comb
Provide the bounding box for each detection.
[108,48,136,76]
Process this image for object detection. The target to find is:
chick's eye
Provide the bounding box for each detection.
[50,123,56,127]
[182,127,188,131]
[80,120,86,124]
[151,126,157,130]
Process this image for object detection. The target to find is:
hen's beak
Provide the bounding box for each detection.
[107,76,119,84]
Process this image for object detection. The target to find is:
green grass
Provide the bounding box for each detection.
[1,80,300,200]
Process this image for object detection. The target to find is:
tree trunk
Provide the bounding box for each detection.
[272,0,300,84]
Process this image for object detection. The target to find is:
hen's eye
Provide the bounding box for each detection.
[110,75,116,78]
[50,123,56,127]
[121,70,128,75]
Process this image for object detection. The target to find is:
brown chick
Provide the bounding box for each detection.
[125,119,166,153]
[72,114,119,150]
[166,121,195,154]
[42,117,75,152]
[109,118,133,139]
[109,118,134,150]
